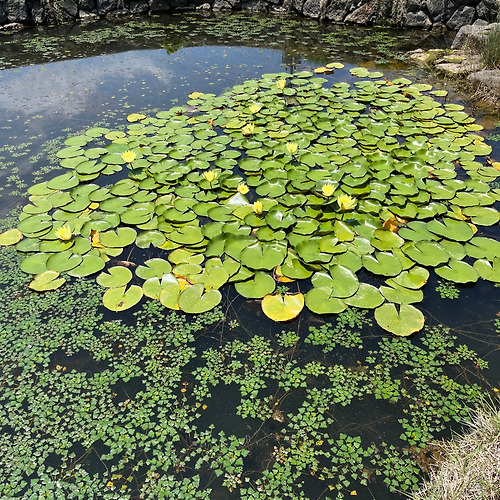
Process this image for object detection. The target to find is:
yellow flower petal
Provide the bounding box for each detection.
[121,150,136,163]
[55,224,72,241]
[253,200,263,215]
[337,193,357,211]
[285,142,298,155]
[237,183,250,195]
[321,183,335,197]
[202,171,217,183]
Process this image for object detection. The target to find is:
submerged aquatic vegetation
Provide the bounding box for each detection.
[2,67,500,335]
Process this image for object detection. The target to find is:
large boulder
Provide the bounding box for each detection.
[451,21,499,48]
[344,1,378,25]
[446,5,475,30]
[406,10,432,27]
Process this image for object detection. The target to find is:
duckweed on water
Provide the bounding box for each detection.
[3,67,500,334]
[0,241,489,498]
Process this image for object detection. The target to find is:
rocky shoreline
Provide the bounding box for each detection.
[0,0,498,29]
[408,21,500,108]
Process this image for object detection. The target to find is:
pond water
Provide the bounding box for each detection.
[0,12,499,499]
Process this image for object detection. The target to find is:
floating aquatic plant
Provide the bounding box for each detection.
[2,67,500,335]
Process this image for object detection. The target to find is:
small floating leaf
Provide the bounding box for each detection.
[262,292,304,322]
[374,303,425,336]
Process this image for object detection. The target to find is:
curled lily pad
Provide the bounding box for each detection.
[262,292,304,322]
[29,270,65,291]
[103,285,143,311]
[374,303,425,336]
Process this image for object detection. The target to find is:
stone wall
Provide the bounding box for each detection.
[0,0,498,30]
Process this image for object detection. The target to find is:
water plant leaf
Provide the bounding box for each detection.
[234,271,275,298]
[374,303,425,336]
[28,270,65,291]
[0,229,22,246]
[305,287,347,314]
[102,284,143,311]
[96,266,133,288]
[178,283,222,313]
[262,292,304,321]
[435,259,479,284]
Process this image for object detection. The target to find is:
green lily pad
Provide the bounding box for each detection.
[178,283,222,313]
[67,254,105,277]
[239,241,287,270]
[96,266,133,288]
[435,259,478,284]
[465,237,500,260]
[362,251,403,277]
[99,227,137,248]
[374,303,425,336]
[262,292,304,321]
[0,228,22,246]
[103,285,143,311]
[234,271,275,298]
[20,253,49,275]
[344,283,385,308]
[402,241,450,267]
[426,217,474,242]
[387,267,429,289]
[305,287,347,314]
[29,270,66,292]
[380,283,423,304]
[473,258,500,283]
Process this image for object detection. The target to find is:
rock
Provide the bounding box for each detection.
[406,10,432,28]
[79,10,99,18]
[212,0,232,9]
[452,22,499,49]
[407,0,424,13]
[129,0,149,13]
[446,5,475,30]
[324,0,352,22]
[7,0,28,22]
[195,2,210,8]
[241,0,266,10]
[60,0,78,17]
[468,69,500,91]
[149,0,172,11]
[302,0,321,17]
[0,20,24,29]
[344,1,377,25]
[79,0,97,12]
[97,0,120,15]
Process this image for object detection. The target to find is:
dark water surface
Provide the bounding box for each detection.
[0,12,499,500]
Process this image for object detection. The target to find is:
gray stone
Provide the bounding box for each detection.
[195,2,210,8]
[291,0,305,13]
[7,0,28,22]
[468,69,500,91]
[241,0,266,10]
[96,0,119,14]
[451,22,499,48]
[344,1,377,25]
[129,0,149,12]
[447,5,475,30]
[212,0,232,9]
[0,20,24,28]
[149,0,172,10]
[302,0,321,17]
[60,0,77,17]
[406,9,432,26]
[407,0,424,13]
[79,10,99,18]
[324,0,352,21]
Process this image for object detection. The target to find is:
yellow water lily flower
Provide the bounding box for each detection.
[237,183,250,195]
[321,183,335,197]
[121,150,136,163]
[241,123,255,136]
[55,224,72,241]
[249,103,262,114]
[277,79,286,90]
[337,193,357,211]
[202,171,217,183]
[253,200,263,215]
[285,142,298,155]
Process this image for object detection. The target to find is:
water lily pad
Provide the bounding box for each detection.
[380,283,423,304]
[344,283,385,308]
[426,217,473,242]
[99,227,137,248]
[178,283,221,313]
[29,270,66,291]
[305,287,347,314]
[473,258,500,283]
[435,259,478,284]
[234,271,275,298]
[465,237,500,260]
[67,254,105,277]
[20,252,49,274]
[0,228,22,246]
[387,267,429,289]
[240,241,287,270]
[262,292,304,321]
[103,285,143,311]
[362,251,402,277]
[97,266,133,288]
[46,251,82,272]
[374,303,425,336]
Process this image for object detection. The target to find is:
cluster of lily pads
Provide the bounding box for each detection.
[2,65,500,335]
